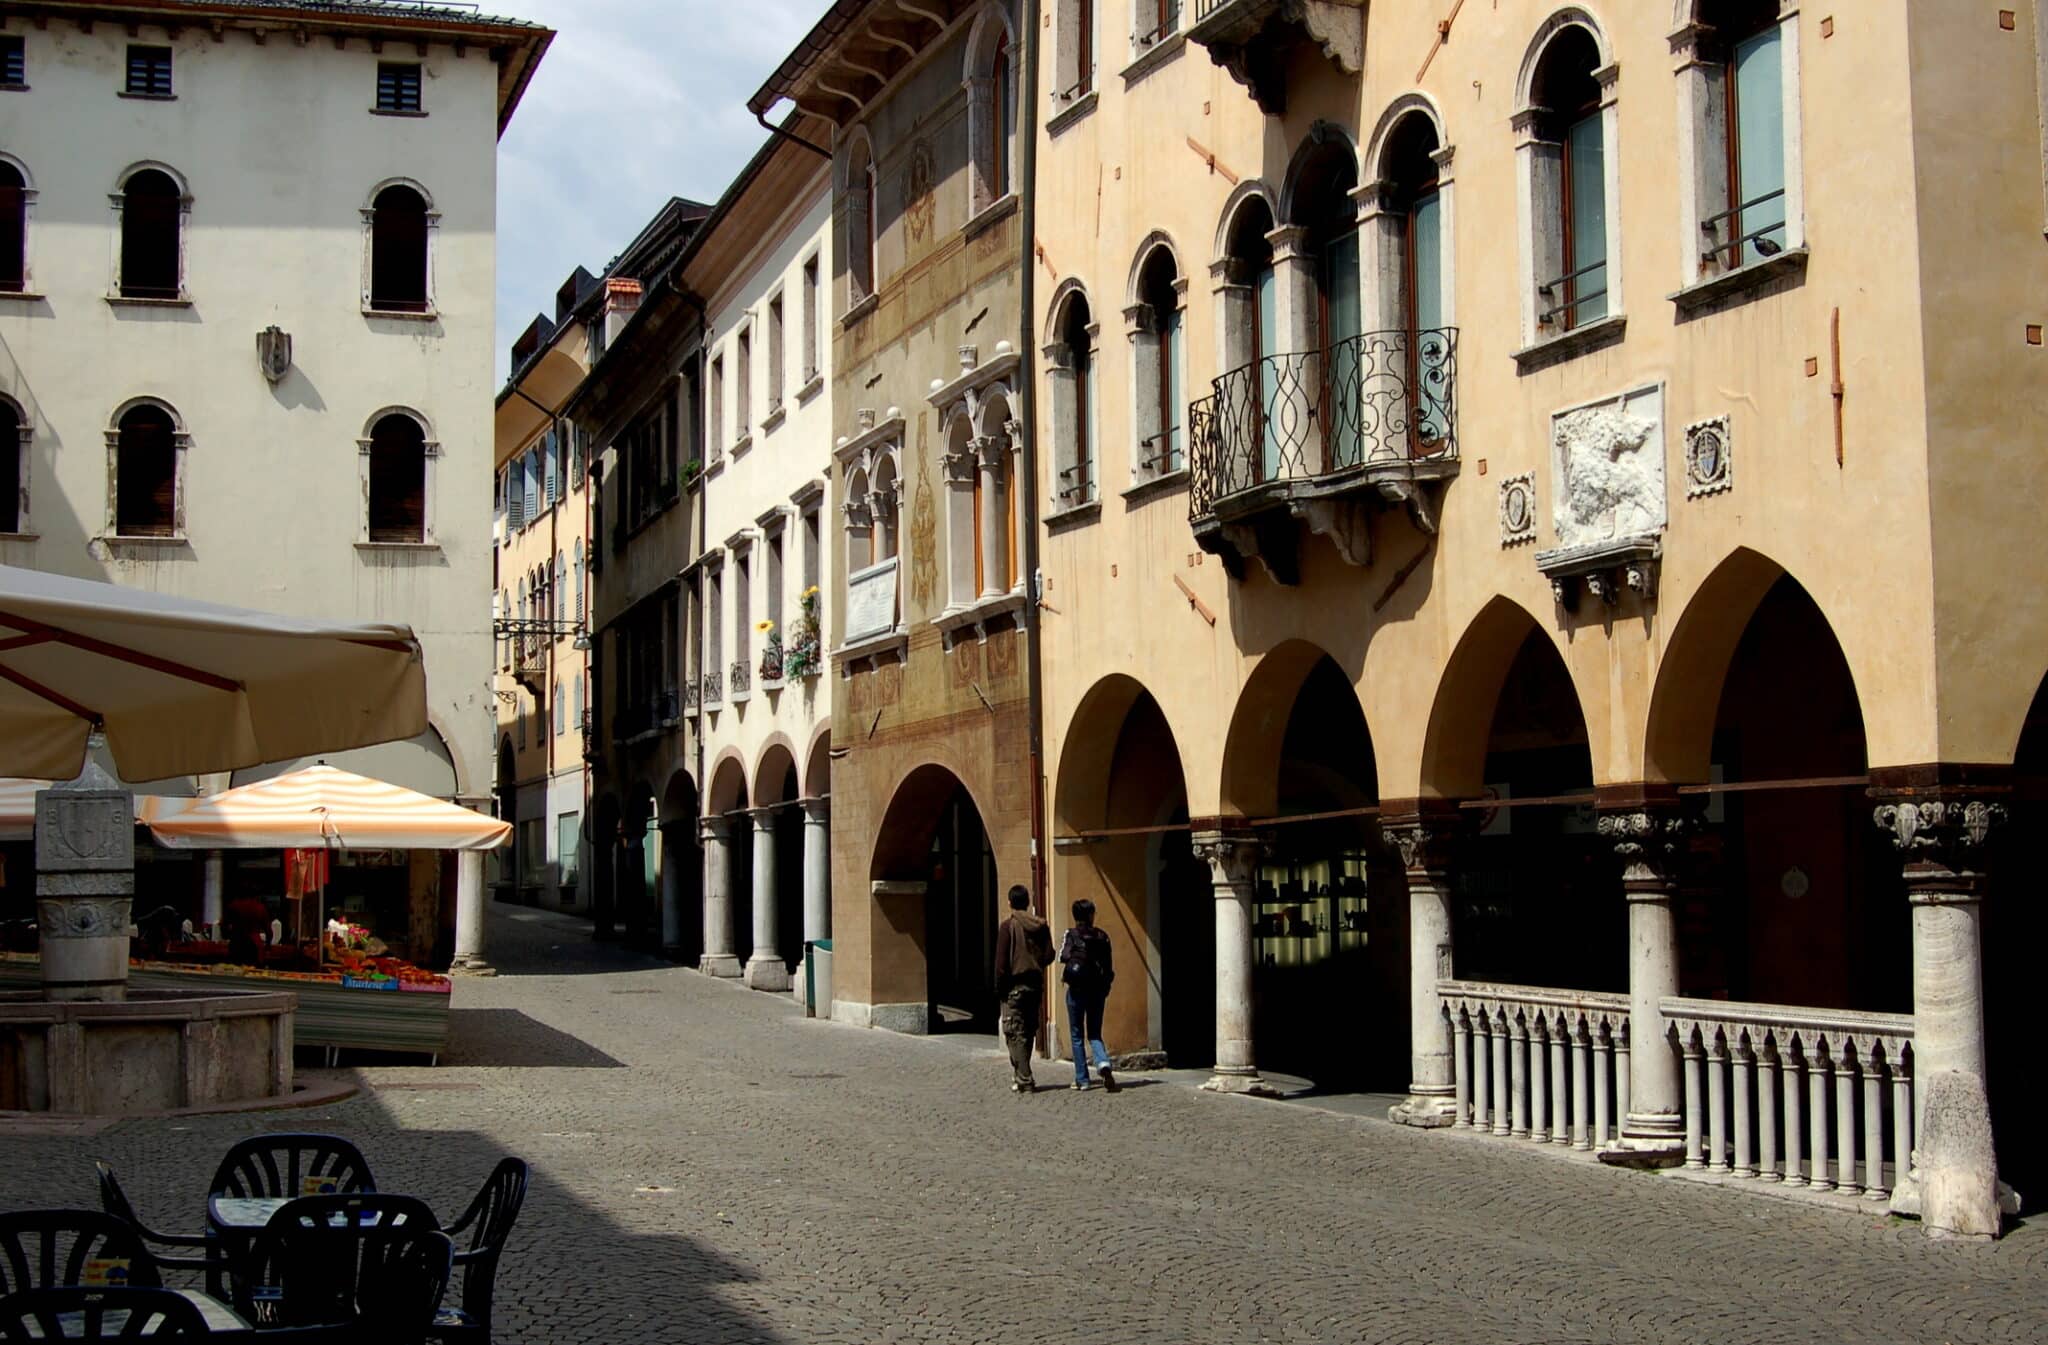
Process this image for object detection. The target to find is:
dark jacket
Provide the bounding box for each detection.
[994,911,1053,993]
[1059,924,1115,996]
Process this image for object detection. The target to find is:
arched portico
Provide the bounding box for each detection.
[701,753,752,978]
[658,771,701,963]
[743,740,802,992]
[866,763,1000,1035]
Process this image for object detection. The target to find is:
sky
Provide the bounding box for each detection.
[488,0,822,381]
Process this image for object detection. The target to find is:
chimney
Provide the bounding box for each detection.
[603,278,644,346]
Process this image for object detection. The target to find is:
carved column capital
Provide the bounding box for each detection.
[699,815,735,845]
[1191,830,1263,890]
[800,796,830,824]
[1597,805,1696,900]
[1872,793,2006,905]
[941,446,979,486]
[1382,807,1463,877]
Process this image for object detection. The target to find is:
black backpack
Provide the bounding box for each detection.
[1061,927,1113,993]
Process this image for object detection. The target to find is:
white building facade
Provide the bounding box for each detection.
[0,0,549,965]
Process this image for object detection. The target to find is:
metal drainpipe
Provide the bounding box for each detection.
[1017,0,1047,917]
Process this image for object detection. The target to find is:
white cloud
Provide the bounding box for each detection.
[490,0,821,380]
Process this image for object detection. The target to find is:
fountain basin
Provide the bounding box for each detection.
[0,988,294,1114]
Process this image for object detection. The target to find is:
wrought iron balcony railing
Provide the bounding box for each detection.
[1189,327,1458,523]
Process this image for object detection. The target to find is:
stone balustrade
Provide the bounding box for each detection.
[1661,997,1913,1197]
[1439,981,1631,1149]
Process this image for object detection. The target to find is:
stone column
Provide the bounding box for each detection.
[1386,811,1460,1127]
[1005,420,1029,594]
[974,435,1007,597]
[744,806,789,991]
[940,437,979,611]
[1595,806,1690,1166]
[452,850,488,971]
[35,759,135,1003]
[1193,830,1275,1095]
[699,816,741,978]
[1262,224,1317,359]
[201,851,225,931]
[659,823,686,958]
[1873,792,2006,1237]
[801,797,831,949]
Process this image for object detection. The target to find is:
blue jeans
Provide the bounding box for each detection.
[1066,988,1110,1084]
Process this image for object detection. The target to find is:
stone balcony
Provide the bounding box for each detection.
[1187,327,1459,584]
[1186,0,1365,115]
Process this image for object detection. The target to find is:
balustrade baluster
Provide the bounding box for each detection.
[1452,1007,1472,1128]
[1491,1009,1511,1136]
[1682,1029,1706,1169]
[1862,1051,1886,1199]
[1808,1040,1832,1192]
[1891,1059,1913,1197]
[1732,1032,1756,1177]
[1758,1038,1780,1181]
[1707,1030,1730,1173]
[1571,1021,1592,1150]
[1592,1024,1612,1148]
[1784,1044,1806,1186]
[1472,1009,1491,1134]
[1834,1043,1861,1196]
[1549,1019,1569,1145]
[1614,1021,1630,1128]
[1510,1012,1530,1138]
[1530,1015,1550,1144]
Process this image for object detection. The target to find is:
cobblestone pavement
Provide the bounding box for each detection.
[7,902,2047,1344]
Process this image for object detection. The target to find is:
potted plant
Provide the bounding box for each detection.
[783,587,823,679]
[757,620,785,684]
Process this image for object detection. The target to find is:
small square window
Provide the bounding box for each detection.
[0,36,25,88]
[125,45,172,97]
[376,62,422,113]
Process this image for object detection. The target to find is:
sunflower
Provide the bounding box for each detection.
[755,620,775,633]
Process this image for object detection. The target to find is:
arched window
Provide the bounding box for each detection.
[870,454,900,562]
[1522,22,1610,334]
[1215,195,1278,483]
[846,137,877,304]
[0,161,25,294]
[1047,288,1097,506]
[843,464,874,573]
[1287,137,1363,471]
[1130,244,1184,478]
[114,402,177,537]
[992,31,1012,200]
[0,396,22,534]
[966,10,1015,216]
[944,413,978,609]
[979,392,1019,595]
[366,412,427,543]
[119,168,182,300]
[1380,114,1450,450]
[369,184,430,312]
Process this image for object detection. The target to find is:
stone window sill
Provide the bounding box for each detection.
[1121,468,1188,506]
[730,691,751,705]
[0,83,28,93]
[0,291,44,303]
[731,434,754,459]
[1511,314,1628,375]
[1045,499,1102,531]
[834,627,910,669]
[796,373,824,404]
[0,532,37,542]
[370,107,429,118]
[1046,89,1099,138]
[933,592,1026,648]
[98,533,188,547]
[363,305,440,323]
[1120,32,1185,86]
[1669,249,1809,317]
[761,405,788,436]
[355,540,441,552]
[106,294,192,308]
[963,193,1018,241]
[841,293,879,329]
[760,676,786,692]
[117,90,176,102]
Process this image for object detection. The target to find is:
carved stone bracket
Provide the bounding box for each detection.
[1289,496,1371,568]
[1538,536,1660,612]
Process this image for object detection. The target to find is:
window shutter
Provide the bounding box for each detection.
[544,429,559,505]
[523,450,539,522]
[574,541,585,620]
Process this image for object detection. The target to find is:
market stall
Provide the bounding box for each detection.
[143,764,510,1061]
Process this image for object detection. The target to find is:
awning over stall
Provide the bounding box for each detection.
[147,765,508,852]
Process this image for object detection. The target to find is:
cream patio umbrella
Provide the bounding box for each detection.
[0,564,427,782]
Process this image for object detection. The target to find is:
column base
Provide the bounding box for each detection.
[699,953,742,978]
[449,957,496,978]
[1201,1070,1282,1098]
[1389,1093,1459,1128]
[743,956,791,992]
[1597,1121,1687,1169]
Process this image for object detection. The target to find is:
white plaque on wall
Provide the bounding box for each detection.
[843,557,899,644]
[1549,384,1667,550]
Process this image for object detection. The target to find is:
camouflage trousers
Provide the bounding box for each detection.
[999,982,1042,1088]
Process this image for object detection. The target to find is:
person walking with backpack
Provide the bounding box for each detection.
[1059,899,1118,1092]
[993,884,1054,1093]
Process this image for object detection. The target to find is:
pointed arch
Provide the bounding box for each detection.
[1419,597,1588,799]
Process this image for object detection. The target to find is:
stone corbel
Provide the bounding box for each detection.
[1289,496,1371,568]
[1288,0,1364,74]
[1537,537,1661,615]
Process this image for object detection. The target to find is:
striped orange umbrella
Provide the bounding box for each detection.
[147,764,508,852]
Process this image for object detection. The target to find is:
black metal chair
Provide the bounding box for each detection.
[0,1285,208,1340]
[0,1211,160,1297]
[93,1161,216,1277]
[431,1157,529,1344]
[232,1194,446,1342]
[206,1133,376,1203]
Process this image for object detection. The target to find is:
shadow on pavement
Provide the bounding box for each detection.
[442,1009,626,1069]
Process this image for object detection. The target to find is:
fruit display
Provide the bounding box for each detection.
[126,952,451,995]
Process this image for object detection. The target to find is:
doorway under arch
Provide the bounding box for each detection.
[870,764,999,1033]
[660,771,702,964]
[1987,673,2048,1196]
[1054,677,1206,1065]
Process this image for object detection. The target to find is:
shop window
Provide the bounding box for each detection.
[118,168,183,300]
[365,412,428,544]
[376,62,422,113]
[369,183,431,313]
[114,402,178,538]
[1681,1,1800,277]
[1130,241,1185,478]
[1045,286,1097,508]
[124,45,172,97]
